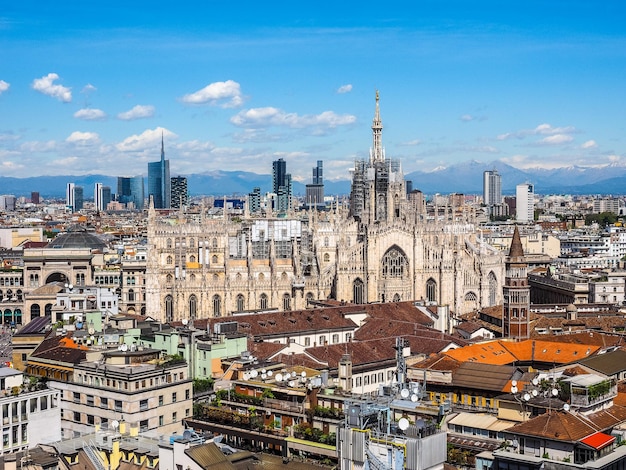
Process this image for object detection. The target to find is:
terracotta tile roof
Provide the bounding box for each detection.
[536,331,623,348]
[29,332,89,364]
[507,410,598,442]
[304,338,397,368]
[246,340,288,361]
[444,341,517,365]
[501,340,599,364]
[409,353,462,373]
[452,362,517,392]
[614,383,626,407]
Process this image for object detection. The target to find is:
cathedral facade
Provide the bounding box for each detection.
[145,93,504,323]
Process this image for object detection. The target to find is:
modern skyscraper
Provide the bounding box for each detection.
[272,158,291,213]
[130,176,145,210]
[483,169,501,205]
[170,176,188,209]
[31,192,40,205]
[94,183,111,212]
[66,183,83,212]
[305,160,325,210]
[148,134,171,209]
[516,183,535,223]
[117,177,132,203]
[248,187,261,213]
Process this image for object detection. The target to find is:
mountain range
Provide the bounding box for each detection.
[3,161,626,199]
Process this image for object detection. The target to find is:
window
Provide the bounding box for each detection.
[213,295,221,316]
[426,278,437,302]
[115,400,122,412]
[319,335,326,345]
[158,395,164,406]
[140,399,148,411]
[382,246,408,278]
[86,395,94,406]
[172,392,177,403]
[185,389,190,400]
[73,412,81,422]
[159,415,164,426]
[87,415,95,425]
[332,334,339,344]
[172,412,177,422]
[283,293,291,311]
[236,294,245,312]
[260,293,268,310]
[140,420,149,432]
[305,337,310,347]
[73,392,80,403]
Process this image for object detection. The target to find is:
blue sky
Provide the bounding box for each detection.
[1,1,625,182]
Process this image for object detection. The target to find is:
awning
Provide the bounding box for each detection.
[580,432,615,450]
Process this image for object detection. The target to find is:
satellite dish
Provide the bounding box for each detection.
[111,420,119,430]
[267,370,273,377]
[410,394,418,402]
[243,372,250,381]
[182,319,189,325]
[511,386,518,394]
[88,326,95,335]
[261,373,267,380]
[301,371,307,378]
[275,373,283,382]
[401,388,410,399]
[563,403,570,411]
[68,284,73,290]
[511,380,517,387]
[532,389,538,397]
[64,283,69,288]
[532,378,539,386]
[288,380,295,387]
[398,418,410,431]
[261,369,266,374]
[250,370,258,378]
[121,344,128,352]
[552,388,559,396]
[523,393,531,402]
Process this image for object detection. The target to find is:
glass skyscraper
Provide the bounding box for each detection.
[148,134,171,209]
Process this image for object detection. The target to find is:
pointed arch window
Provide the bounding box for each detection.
[283,293,291,311]
[489,271,498,306]
[353,278,364,304]
[165,295,173,323]
[189,295,197,319]
[213,295,221,316]
[382,246,408,278]
[260,293,268,310]
[426,278,437,303]
[236,294,245,312]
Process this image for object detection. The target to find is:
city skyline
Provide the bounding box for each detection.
[1,2,626,182]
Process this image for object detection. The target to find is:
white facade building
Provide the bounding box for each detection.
[516,183,535,223]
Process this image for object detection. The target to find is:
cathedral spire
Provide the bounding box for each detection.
[371,90,384,163]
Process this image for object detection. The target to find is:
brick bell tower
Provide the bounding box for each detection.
[503,225,530,338]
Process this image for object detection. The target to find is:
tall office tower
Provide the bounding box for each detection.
[66,183,75,211]
[170,176,188,209]
[148,134,171,209]
[272,158,291,213]
[117,177,132,203]
[483,170,502,218]
[0,195,16,211]
[72,185,84,211]
[516,183,535,223]
[101,186,111,210]
[503,226,530,338]
[305,160,325,210]
[31,192,40,204]
[248,187,261,213]
[94,183,103,211]
[130,176,145,210]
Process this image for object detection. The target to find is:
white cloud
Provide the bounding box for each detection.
[31,73,72,102]
[0,80,9,95]
[81,84,97,93]
[117,105,155,120]
[399,139,421,146]
[231,107,356,130]
[66,131,100,145]
[497,123,577,141]
[337,84,352,94]
[116,127,176,152]
[460,114,474,122]
[74,108,106,120]
[181,80,244,108]
[539,134,574,145]
[581,140,597,149]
